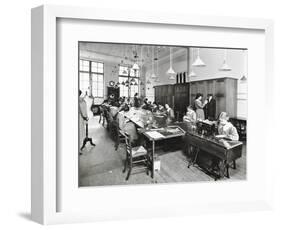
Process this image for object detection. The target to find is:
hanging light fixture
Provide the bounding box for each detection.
[155,50,160,82]
[189,48,197,77]
[219,49,232,71]
[132,62,139,70]
[132,45,140,70]
[139,46,143,79]
[192,48,206,67]
[240,49,247,81]
[166,47,176,80]
[151,46,157,78]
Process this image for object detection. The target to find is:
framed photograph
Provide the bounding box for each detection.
[31,5,274,225]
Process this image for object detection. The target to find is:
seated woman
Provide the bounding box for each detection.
[183,105,197,124]
[151,102,159,113]
[217,112,239,141]
[165,103,175,125]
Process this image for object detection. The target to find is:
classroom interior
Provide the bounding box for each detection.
[78,42,247,186]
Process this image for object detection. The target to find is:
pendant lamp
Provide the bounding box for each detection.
[192,48,206,67]
[240,50,247,81]
[151,47,156,78]
[219,49,232,71]
[155,53,160,82]
[166,47,176,80]
[132,62,140,70]
[189,48,197,77]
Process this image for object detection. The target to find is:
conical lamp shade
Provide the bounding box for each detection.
[122,69,127,75]
[167,47,176,80]
[219,60,232,71]
[192,56,206,67]
[240,75,247,81]
[146,79,151,84]
[132,63,140,70]
[166,67,176,76]
[151,73,157,78]
[189,70,196,77]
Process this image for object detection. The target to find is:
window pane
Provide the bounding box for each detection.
[89,70,104,97]
[91,61,97,68]
[97,75,103,82]
[80,60,89,71]
[130,68,136,77]
[119,66,129,76]
[91,62,104,73]
[92,66,98,73]
[91,74,97,82]
[79,72,89,94]
[130,69,139,77]
[97,63,104,73]
[98,63,103,68]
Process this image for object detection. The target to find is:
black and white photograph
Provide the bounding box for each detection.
[78,42,247,186]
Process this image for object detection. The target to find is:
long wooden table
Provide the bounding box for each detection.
[186,131,243,180]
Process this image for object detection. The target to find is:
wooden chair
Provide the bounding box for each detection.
[99,105,105,126]
[121,132,150,181]
[111,113,125,150]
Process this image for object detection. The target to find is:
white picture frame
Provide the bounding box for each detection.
[31,5,274,225]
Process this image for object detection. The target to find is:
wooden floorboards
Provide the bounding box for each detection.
[79,116,247,187]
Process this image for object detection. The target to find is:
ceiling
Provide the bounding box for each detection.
[79,42,187,66]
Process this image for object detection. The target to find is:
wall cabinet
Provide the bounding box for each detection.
[154,83,189,121]
[174,83,190,120]
[154,77,238,121]
[154,84,174,108]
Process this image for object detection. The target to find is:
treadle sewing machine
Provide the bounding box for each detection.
[186,120,243,180]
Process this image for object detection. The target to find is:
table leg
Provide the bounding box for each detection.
[226,163,230,178]
[188,146,199,168]
[151,140,155,178]
[233,160,236,169]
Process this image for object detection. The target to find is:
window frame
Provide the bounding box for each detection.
[118,65,139,98]
[79,59,104,98]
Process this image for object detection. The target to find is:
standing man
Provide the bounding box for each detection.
[205,94,216,121]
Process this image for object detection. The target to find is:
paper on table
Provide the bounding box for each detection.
[215,134,226,139]
[146,131,165,139]
[166,127,180,133]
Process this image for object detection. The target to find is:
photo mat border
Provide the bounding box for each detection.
[31,4,274,225]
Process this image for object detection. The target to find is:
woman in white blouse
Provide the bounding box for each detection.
[183,105,197,124]
[217,112,239,141]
